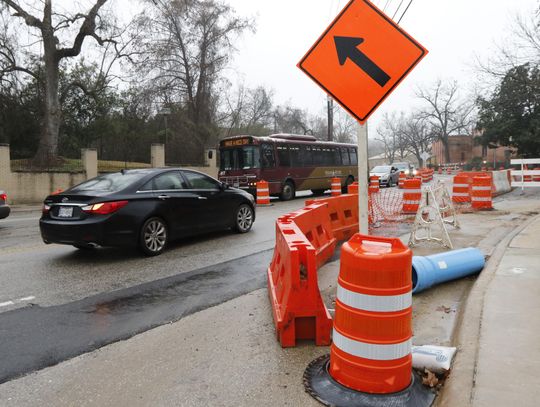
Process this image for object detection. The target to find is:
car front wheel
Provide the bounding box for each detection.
[235,204,254,233]
[139,217,168,256]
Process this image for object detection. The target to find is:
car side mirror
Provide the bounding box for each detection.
[220,181,229,190]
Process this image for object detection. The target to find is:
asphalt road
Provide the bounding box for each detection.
[0,194,312,312]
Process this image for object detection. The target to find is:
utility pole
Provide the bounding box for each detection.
[327,96,334,141]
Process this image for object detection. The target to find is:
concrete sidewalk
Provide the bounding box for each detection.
[440,214,540,407]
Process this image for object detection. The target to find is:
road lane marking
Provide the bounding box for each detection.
[18,296,36,302]
[0,296,36,308]
[0,301,15,307]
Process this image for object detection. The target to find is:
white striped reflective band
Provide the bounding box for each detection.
[472,197,492,201]
[404,189,422,193]
[333,330,411,361]
[337,285,411,312]
[257,188,269,193]
[472,186,491,191]
[453,183,469,188]
[452,192,469,197]
[403,200,420,204]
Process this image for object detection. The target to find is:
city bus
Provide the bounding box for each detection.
[218,134,358,200]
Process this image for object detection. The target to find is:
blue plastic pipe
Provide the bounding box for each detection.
[412,248,485,294]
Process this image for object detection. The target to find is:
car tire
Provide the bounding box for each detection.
[139,217,168,256]
[280,181,295,201]
[234,204,254,233]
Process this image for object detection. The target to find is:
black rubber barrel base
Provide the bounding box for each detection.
[303,354,436,407]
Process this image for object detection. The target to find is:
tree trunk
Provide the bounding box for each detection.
[442,136,451,164]
[34,46,60,164]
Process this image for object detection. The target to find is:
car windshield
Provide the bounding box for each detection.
[70,173,142,193]
[372,166,391,172]
[220,146,261,170]
[393,163,407,170]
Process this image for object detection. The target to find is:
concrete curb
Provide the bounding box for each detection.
[9,205,42,214]
[436,213,540,407]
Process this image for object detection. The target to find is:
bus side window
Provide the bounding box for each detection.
[331,148,341,165]
[262,144,276,168]
[341,148,350,166]
[300,145,312,167]
[312,147,323,166]
[277,145,290,167]
[349,148,358,165]
[290,145,301,167]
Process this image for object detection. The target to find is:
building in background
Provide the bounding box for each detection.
[430,134,515,166]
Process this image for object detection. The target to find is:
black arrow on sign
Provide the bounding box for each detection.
[334,36,391,87]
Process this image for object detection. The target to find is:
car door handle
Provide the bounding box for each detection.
[158,194,171,200]
[198,196,208,200]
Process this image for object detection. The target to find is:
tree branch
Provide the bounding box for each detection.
[1,0,43,29]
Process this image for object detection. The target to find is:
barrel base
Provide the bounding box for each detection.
[304,354,436,407]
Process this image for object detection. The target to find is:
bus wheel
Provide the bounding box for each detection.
[280,181,295,201]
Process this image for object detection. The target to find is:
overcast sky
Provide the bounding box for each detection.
[225,0,538,132]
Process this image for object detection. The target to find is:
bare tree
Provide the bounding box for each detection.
[400,113,435,167]
[333,106,357,144]
[375,112,407,163]
[416,80,475,163]
[136,0,253,142]
[0,0,125,162]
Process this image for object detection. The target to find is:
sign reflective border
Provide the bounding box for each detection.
[298,0,428,124]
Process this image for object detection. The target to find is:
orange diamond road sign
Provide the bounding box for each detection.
[298,0,428,123]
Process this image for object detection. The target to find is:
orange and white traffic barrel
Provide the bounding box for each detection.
[368,176,379,194]
[329,234,413,393]
[452,174,470,203]
[398,172,406,189]
[438,167,442,175]
[331,177,342,197]
[402,178,422,214]
[256,180,271,206]
[421,170,429,183]
[471,176,492,210]
[446,167,451,175]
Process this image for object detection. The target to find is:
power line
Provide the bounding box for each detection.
[392,0,405,20]
[397,0,414,24]
[382,0,392,12]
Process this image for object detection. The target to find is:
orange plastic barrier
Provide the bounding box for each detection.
[306,195,359,242]
[330,234,413,394]
[256,180,270,205]
[402,178,422,214]
[452,174,470,203]
[283,203,337,268]
[398,172,406,189]
[471,176,492,210]
[347,182,358,194]
[331,177,342,197]
[368,176,379,194]
[267,218,332,347]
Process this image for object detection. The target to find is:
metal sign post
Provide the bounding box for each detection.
[358,122,369,234]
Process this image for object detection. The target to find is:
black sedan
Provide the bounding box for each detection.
[0,190,10,219]
[40,168,256,256]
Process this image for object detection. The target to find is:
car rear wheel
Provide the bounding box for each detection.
[235,204,254,233]
[280,181,295,201]
[139,217,168,256]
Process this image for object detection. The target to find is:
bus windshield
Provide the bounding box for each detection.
[220,146,261,170]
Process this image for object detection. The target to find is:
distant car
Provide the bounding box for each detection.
[0,190,10,219]
[391,162,414,176]
[369,165,400,187]
[39,169,256,256]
